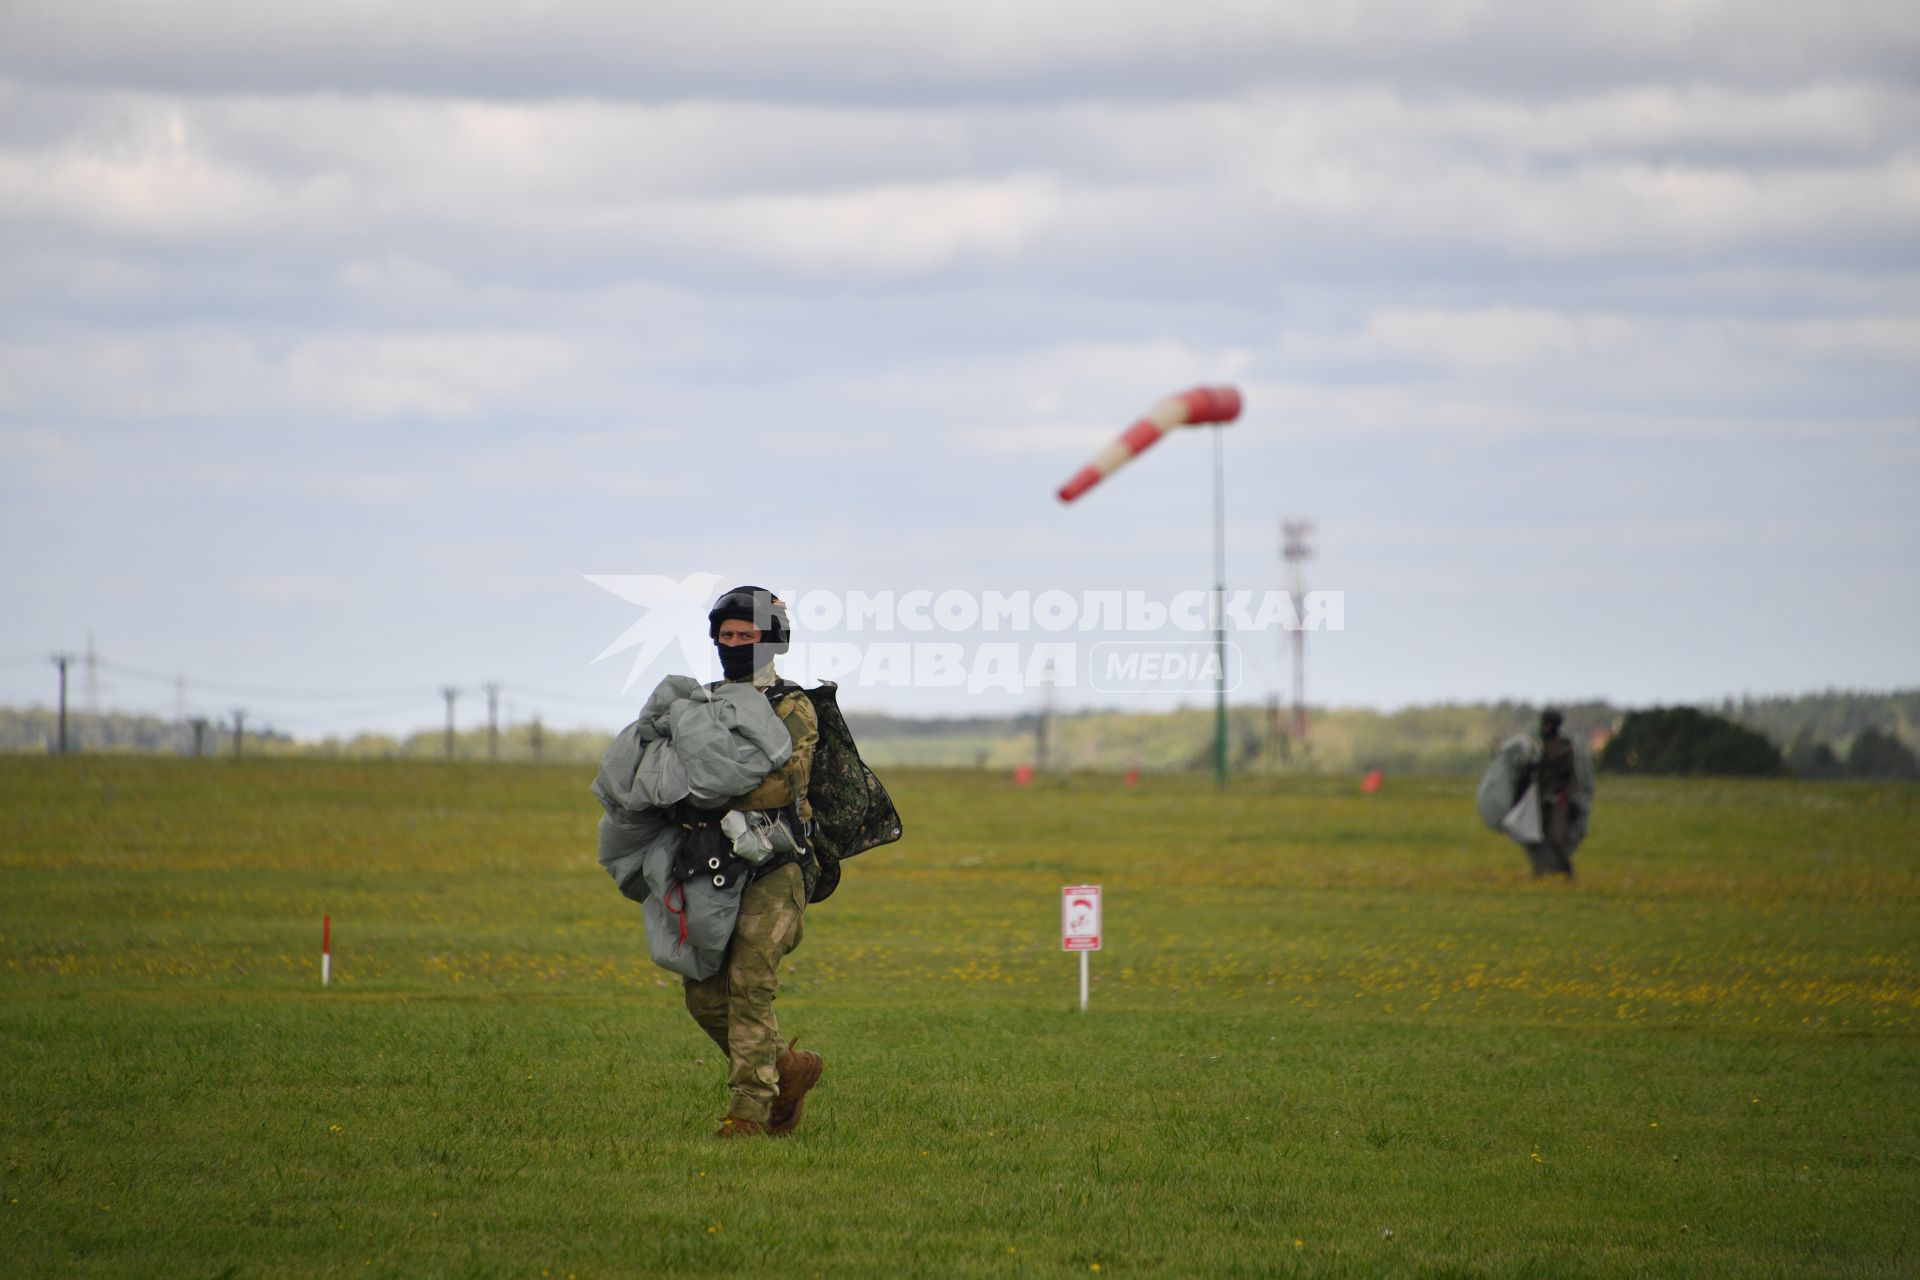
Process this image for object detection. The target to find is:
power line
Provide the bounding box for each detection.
[98,658,433,703]
[249,698,451,731]
[35,655,629,712]
[13,650,633,743]
[506,685,639,712]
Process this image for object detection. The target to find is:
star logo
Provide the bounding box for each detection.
[585,572,726,694]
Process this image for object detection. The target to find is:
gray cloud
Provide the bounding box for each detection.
[1,1,1915,721]
[6,0,1918,102]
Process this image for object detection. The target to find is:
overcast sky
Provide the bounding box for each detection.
[2,0,1916,735]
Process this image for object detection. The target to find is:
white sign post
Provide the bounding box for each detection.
[1061,885,1102,1012]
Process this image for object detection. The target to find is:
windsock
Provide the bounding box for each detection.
[1057,385,1243,503]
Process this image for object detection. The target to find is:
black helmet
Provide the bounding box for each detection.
[707,585,791,654]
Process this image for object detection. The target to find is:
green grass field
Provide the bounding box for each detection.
[2,758,1916,1277]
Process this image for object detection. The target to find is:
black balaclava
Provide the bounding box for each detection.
[1541,708,1564,738]
[707,585,791,682]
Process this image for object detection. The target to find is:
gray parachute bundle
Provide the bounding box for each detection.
[1476,733,1595,852]
[590,676,793,979]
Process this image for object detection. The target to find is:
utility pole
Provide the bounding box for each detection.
[530,715,544,763]
[51,653,73,755]
[484,682,501,762]
[84,634,100,718]
[1281,520,1315,744]
[190,717,209,758]
[1034,658,1054,773]
[232,708,246,759]
[441,686,460,760]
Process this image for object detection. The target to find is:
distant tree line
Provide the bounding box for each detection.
[1718,689,1920,756]
[1784,727,1920,780]
[0,708,292,755]
[3,688,1915,777]
[1599,707,1917,780]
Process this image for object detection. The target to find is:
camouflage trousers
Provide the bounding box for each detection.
[683,861,807,1124]
[1527,794,1575,877]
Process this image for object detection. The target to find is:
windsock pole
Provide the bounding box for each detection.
[1211,425,1228,789]
[321,914,331,986]
[1057,385,1244,787]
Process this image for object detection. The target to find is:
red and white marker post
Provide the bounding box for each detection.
[321,914,331,986]
[1062,885,1102,1011]
[1055,386,1242,504]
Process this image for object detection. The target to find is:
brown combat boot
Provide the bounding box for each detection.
[768,1041,824,1136]
[713,1115,768,1140]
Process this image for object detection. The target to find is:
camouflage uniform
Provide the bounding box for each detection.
[683,664,818,1124]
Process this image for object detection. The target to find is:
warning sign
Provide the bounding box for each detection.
[1061,884,1102,952]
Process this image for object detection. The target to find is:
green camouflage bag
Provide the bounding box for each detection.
[780,680,903,903]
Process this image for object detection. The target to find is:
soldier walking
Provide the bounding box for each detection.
[687,586,826,1139]
[1529,708,1581,879]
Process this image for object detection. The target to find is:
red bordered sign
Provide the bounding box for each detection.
[1061,884,1102,952]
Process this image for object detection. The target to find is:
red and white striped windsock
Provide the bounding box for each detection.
[1056,385,1243,503]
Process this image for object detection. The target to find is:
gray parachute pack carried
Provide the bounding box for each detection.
[1475,732,1595,853]
[591,675,904,977]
